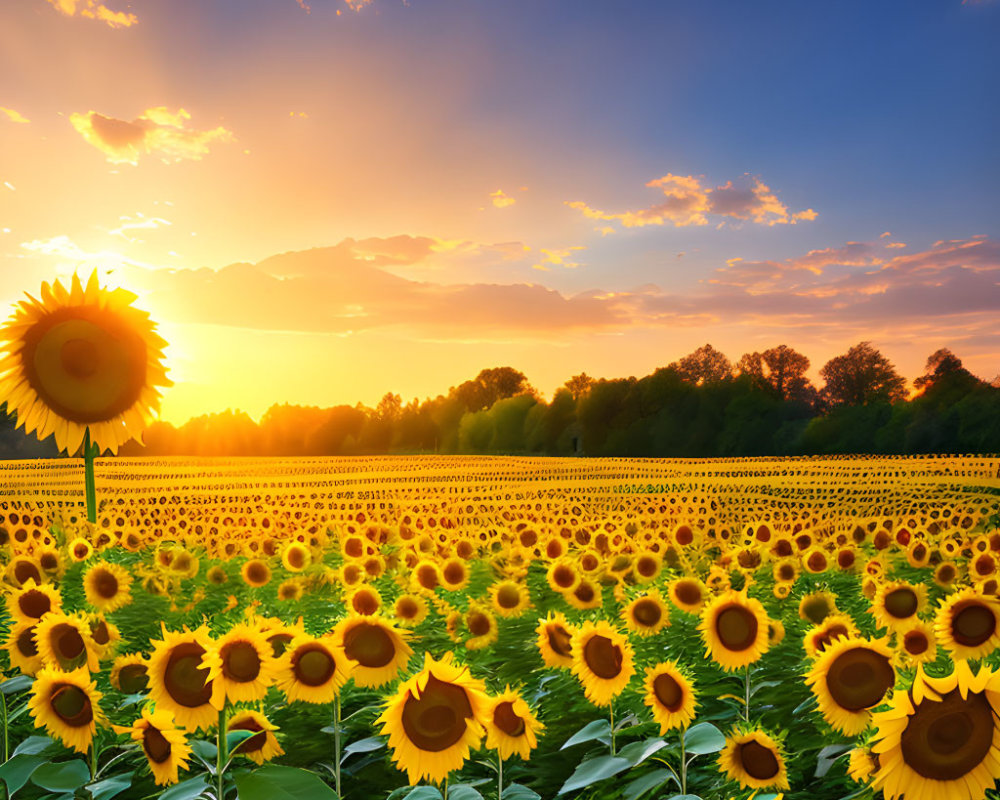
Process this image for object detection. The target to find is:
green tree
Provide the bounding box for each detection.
[819,342,906,407]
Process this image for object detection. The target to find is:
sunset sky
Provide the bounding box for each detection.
[2,0,998,425]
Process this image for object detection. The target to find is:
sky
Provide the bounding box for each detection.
[1,0,998,425]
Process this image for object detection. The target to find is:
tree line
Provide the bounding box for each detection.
[1,343,998,458]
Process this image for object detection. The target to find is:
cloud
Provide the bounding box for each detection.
[489,189,516,209]
[567,173,816,229]
[69,107,235,164]
[108,213,173,241]
[532,246,586,271]
[44,0,137,28]
[0,107,30,124]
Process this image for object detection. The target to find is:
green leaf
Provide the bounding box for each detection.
[158,775,211,800]
[340,735,385,762]
[402,788,444,800]
[0,754,47,797]
[189,738,218,765]
[0,674,34,694]
[30,760,90,793]
[560,718,612,750]
[683,722,726,755]
[557,755,631,795]
[234,765,339,800]
[815,744,852,777]
[85,772,133,800]
[447,785,484,800]
[226,729,256,750]
[666,795,703,800]
[617,737,668,766]
[12,736,56,757]
[793,694,818,715]
[623,769,677,800]
[501,784,541,800]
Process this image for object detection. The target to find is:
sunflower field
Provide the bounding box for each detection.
[0,453,998,800]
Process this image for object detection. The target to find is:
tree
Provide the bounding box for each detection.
[452,367,534,413]
[673,344,732,386]
[913,348,970,392]
[564,373,595,400]
[819,342,907,407]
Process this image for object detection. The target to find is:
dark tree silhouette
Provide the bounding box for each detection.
[737,345,814,403]
[563,373,595,400]
[454,367,533,412]
[819,342,907,406]
[673,344,732,386]
[913,348,970,392]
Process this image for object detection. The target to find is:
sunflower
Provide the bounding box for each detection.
[699,589,770,672]
[394,593,429,627]
[33,612,101,673]
[412,559,441,592]
[489,580,531,618]
[87,614,121,660]
[241,559,271,588]
[376,651,490,785]
[228,709,284,765]
[564,577,602,611]
[348,585,382,616]
[440,557,470,592]
[622,591,670,637]
[83,561,133,613]
[631,551,662,584]
[767,618,785,646]
[67,537,94,562]
[7,556,44,587]
[668,577,707,614]
[277,578,304,601]
[898,620,938,666]
[110,652,149,693]
[201,622,276,704]
[871,660,1000,800]
[799,591,838,624]
[935,587,1000,661]
[465,604,499,651]
[280,542,311,572]
[847,746,878,784]
[333,614,413,688]
[485,686,543,760]
[114,706,191,786]
[805,636,896,736]
[535,612,576,669]
[7,579,62,624]
[546,559,580,593]
[28,667,105,753]
[643,661,697,733]
[718,728,789,791]
[803,613,859,659]
[0,271,170,454]
[570,620,635,707]
[871,580,927,633]
[771,558,800,585]
[275,634,351,704]
[147,625,223,732]
[6,621,44,675]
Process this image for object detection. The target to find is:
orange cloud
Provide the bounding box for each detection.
[489,189,516,209]
[532,246,586,271]
[0,107,30,124]
[69,107,235,164]
[567,173,816,229]
[44,0,137,28]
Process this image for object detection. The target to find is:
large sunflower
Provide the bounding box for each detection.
[7,580,62,624]
[535,612,576,669]
[871,580,927,633]
[805,636,896,736]
[485,686,543,761]
[698,589,770,672]
[114,706,191,786]
[622,591,670,637]
[33,611,101,673]
[934,588,1000,661]
[376,652,490,785]
[871,660,1000,800]
[275,633,352,704]
[200,622,277,704]
[333,614,413,688]
[0,271,170,454]
[28,667,105,753]
[146,625,223,732]
[6,621,44,675]
[110,652,150,693]
[570,620,635,707]
[718,728,790,791]
[228,709,284,765]
[83,561,133,613]
[643,661,697,733]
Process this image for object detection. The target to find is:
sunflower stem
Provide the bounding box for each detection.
[216,703,229,800]
[609,702,615,756]
[1,689,8,763]
[333,694,342,798]
[88,742,97,781]
[743,665,751,722]
[83,428,97,524]
[497,753,503,800]
[679,728,686,795]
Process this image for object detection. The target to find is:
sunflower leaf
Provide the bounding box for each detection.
[29,760,90,793]
[682,723,725,755]
[11,737,56,757]
[234,765,339,799]
[501,784,541,800]
[85,771,133,800]
[158,774,211,800]
[0,754,47,797]
[340,736,385,762]
[399,787,443,800]
[560,718,612,750]
[0,675,33,694]
[557,755,631,794]
[617,737,668,766]
[815,744,852,777]
[447,785,485,800]
[622,768,678,800]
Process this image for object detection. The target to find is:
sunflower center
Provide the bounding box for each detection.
[286,547,306,569]
[632,599,662,628]
[547,624,573,657]
[61,338,100,379]
[293,646,336,687]
[493,701,526,737]
[17,626,39,656]
[221,641,262,683]
[50,684,93,727]
[801,596,832,624]
[884,588,918,618]
[583,635,623,679]
[352,590,379,616]
[51,623,87,669]
[552,564,576,589]
[901,688,994,781]
[397,598,419,618]
[19,589,51,619]
[343,624,395,668]
[777,564,796,581]
[675,526,693,545]
[653,672,684,711]
[91,621,110,645]
[826,647,894,711]
[574,582,595,604]
[675,581,701,607]
[93,569,119,599]
[715,605,758,652]
[245,562,269,585]
[807,552,826,572]
[143,727,173,764]
[14,561,42,586]
[118,664,149,693]
[163,642,213,707]
[904,631,929,655]
[443,563,466,585]
[951,603,996,647]
[739,740,780,780]
[496,585,521,609]
[814,623,849,653]
[467,613,492,637]
[400,675,472,752]
[636,556,658,577]
[230,719,267,753]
